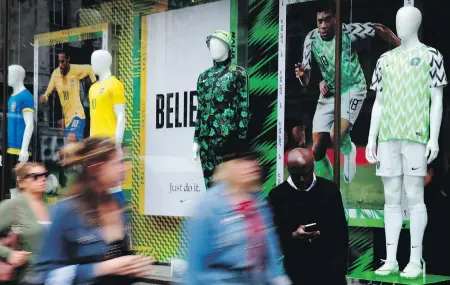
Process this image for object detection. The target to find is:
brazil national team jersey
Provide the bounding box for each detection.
[302,23,375,94]
[371,44,448,144]
[89,76,126,138]
[43,64,96,127]
[7,89,35,154]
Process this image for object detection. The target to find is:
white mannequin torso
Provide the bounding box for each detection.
[7,65,34,162]
[90,50,126,147]
[91,50,125,195]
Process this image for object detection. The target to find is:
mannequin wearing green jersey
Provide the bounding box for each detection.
[192,30,250,189]
[366,6,447,279]
[295,2,400,184]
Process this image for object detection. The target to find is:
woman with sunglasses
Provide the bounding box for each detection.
[35,137,153,285]
[0,162,50,285]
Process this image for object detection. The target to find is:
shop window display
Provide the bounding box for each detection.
[279,0,450,282]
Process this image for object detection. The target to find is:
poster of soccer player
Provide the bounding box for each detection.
[33,24,110,201]
[278,0,402,227]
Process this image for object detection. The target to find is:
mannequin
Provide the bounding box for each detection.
[366,6,447,278]
[89,49,126,203]
[7,65,34,161]
[6,65,35,190]
[192,30,250,188]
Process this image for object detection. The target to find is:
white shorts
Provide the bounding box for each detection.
[376,141,427,177]
[312,87,366,133]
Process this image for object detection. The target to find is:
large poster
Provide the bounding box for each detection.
[278,0,404,227]
[144,0,230,217]
[33,24,109,203]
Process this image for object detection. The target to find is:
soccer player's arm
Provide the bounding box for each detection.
[344,22,400,46]
[298,31,313,87]
[79,65,97,83]
[235,68,250,140]
[42,70,56,100]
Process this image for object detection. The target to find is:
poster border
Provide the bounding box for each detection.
[277,0,385,227]
[32,23,110,203]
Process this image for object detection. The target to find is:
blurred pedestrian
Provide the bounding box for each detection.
[0,162,50,285]
[186,140,291,285]
[35,137,153,285]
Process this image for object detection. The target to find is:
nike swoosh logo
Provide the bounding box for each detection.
[412,245,420,248]
[412,167,420,170]
[387,243,394,246]
[180,200,186,203]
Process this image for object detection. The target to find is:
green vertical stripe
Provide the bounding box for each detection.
[230,0,238,64]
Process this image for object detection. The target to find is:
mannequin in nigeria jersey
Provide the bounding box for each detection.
[192,30,250,189]
[366,6,447,279]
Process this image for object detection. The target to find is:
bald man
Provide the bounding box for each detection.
[267,148,349,285]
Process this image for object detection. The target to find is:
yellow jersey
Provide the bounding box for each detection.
[89,76,126,138]
[44,64,96,127]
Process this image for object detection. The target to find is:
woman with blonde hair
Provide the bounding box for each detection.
[0,162,50,284]
[35,137,153,285]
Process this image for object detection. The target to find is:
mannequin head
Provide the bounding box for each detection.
[396,6,422,41]
[8,65,25,88]
[91,50,112,75]
[209,37,229,62]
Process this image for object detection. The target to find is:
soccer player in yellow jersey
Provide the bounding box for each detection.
[89,75,126,138]
[40,51,97,143]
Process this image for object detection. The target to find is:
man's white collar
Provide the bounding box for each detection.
[287,174,317,192]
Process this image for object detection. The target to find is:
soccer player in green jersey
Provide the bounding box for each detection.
[295,3,400,183]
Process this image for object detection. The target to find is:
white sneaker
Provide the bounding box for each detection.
[400,262,423,279]
[344,142,357,183]
[375,260,399,276]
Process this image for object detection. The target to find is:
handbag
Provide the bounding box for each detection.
[0,200,20,281]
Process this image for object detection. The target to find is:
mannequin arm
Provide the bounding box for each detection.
[425,87,444,163]
[193,75,205,144]
[374,23,401,46]
[19,111,34,162]
[114,104,126,147]
[235,69,250,139]
[114,104,125,147]
[368,91,383,143]
[365,91,383,164]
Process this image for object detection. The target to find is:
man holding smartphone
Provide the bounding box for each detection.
[268,148,349,285]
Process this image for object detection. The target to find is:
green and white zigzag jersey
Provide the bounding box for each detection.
[371,44,448,144]
[302,23,375,94]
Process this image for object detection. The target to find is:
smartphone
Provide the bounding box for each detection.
[304,223,318,232]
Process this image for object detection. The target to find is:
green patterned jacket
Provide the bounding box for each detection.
[194,58,250,144]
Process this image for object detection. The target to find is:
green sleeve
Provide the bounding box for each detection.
[0,199,14,260]
[234,68,250,139]
[194,74,205,144]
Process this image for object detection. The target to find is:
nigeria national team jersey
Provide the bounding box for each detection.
[302,23,375,94]
[7,89,35,154]
[371,44,448,144]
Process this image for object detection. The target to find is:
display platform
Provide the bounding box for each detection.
[349,271,450,284]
